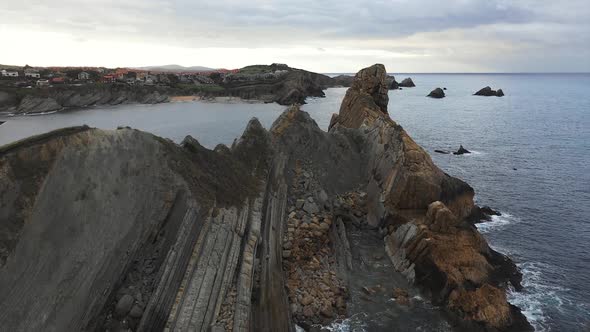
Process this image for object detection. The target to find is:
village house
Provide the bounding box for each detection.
[36,79,50,87]
[101,75,116,83]
[136,71,148,81]
[1,69,19,77]
[24,69,41,78]
[50,77,66,84]
[78,71,90,80]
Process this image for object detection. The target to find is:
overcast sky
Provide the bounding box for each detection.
[1,0,589,72]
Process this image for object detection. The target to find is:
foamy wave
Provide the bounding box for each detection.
[26,110,59,116]
[476,213,518,233]
[508,261,571,332]
[322,313,368,332]
[465,150,484,156]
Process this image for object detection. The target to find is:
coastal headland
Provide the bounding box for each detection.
[0,64,531,332]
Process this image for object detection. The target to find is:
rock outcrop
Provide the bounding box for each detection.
[454,145,471,155]
[331,75,355,87]
[427,87,445,98]
[331,64,389,130]
[387,75,399,89]
[0,64,530,332]
[222,68,334,105]
[1,84,170,115]
[474,86,505,97]
[329,65,531,331]
[398,77,416,87]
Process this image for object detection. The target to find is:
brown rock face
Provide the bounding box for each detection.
[330,64,475,224]
[331,64,389,129]
[331,64,531,331]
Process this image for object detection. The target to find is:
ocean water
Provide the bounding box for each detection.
[1,73,589,331]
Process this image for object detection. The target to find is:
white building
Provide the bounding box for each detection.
[78,71,90,80]
[24,69,40,78]
[1,69,19,77]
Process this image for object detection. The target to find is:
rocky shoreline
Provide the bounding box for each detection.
[0,66,342,115]
[0,64,531,331]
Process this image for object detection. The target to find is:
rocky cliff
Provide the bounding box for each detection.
[221,68,334,105]
[0,84,171,114]
[0,67,339,115]
[0,64,531,332]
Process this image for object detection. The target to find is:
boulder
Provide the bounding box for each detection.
[398,78,415,87]
[427,88,445,98]
[468,205,501,223]
[129,305,144,319]
[434,149,450,154]
[474,86,504,97]
[303,201,320,214]
[115,295,135,318]
[392,288,410,306]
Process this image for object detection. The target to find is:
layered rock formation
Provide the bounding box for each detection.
[1,84,171,114]
[0,66,341,114]
[474,86,505,97]
[328,64,531,332]
[221,68,333,105]
[0,64,530,332]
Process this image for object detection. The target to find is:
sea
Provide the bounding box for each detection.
[1,73,589,331]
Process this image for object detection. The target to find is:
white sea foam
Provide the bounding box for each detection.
[465,150,484,156]
[476,213,518,233]
[322,313,368,332]
[508,261,571,332]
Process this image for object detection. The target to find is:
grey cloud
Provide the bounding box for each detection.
[0,0,588,71]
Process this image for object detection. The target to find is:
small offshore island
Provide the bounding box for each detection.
[0,64,532,331]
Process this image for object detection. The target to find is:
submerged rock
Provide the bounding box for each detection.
[434,149,450,154]
[427,88,445,98]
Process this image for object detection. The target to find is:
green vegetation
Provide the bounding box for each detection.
[175,83,225,94]
[238,65,274,75]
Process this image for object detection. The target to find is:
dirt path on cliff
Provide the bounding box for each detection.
[335,226,451,332]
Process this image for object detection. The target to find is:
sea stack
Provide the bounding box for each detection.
[474,86,505,97]
[388,75,399,89]
[398,77,415,87]
[453,145,471,155]
[427,87,445,98]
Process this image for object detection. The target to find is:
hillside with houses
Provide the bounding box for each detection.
[0,63,339,114]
